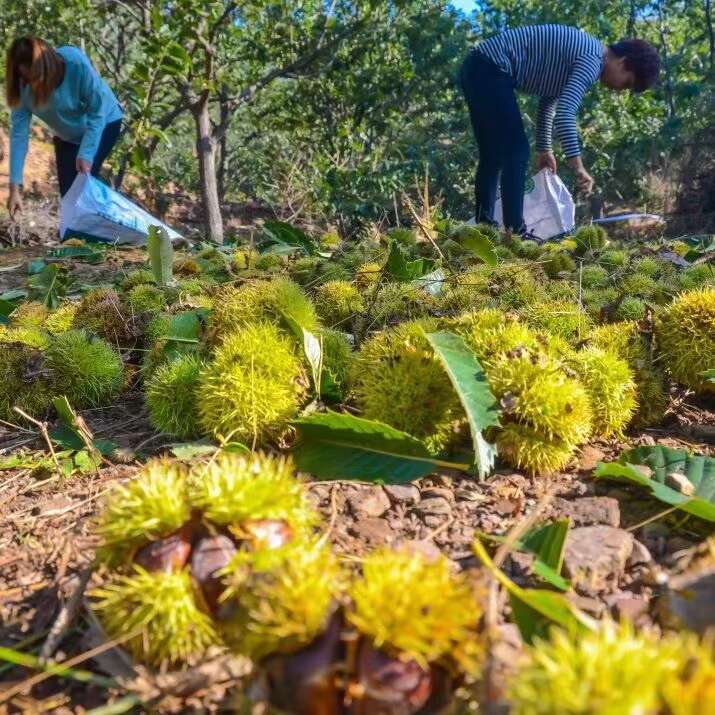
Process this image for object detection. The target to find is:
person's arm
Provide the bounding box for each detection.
[7,107,32,217]
[9,107,32,186]
[76,56,106,171]
[535,96,558,173]
[553,56,601,193]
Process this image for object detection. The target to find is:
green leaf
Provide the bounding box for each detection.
[472,539,589,644]
[262,221,318,255]
[48,245,105,263]
[0,298,15,325]
[702,369,715,384]
[425,331,499,478]
[594,446,715,522]
[27,264,73,308]
[147,225,174,286]
[459,232,498,266]
[291,411,469,483]
[51,396,117,458]
[0,289,28,301]
[385,241,436,281]
[479,519,571,591]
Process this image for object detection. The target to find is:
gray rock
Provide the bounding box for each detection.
[349,517,395,546]
[347,487,391,518]
[627,539,653,567]
[384,484,421,506]
[415,497,452,516]
[577,445,606,472]
[658,570,715,634]
[665,472,695,496]
[609,595,650,622]
[420,486,455,503]
[553,496,621,528]
[563,526,634,594]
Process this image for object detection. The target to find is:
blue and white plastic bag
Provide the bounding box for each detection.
[59,173,181,245]
[494,169,575,240]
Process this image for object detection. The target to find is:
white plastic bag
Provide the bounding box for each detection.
[494,169,575,240]
[60,173,182,245]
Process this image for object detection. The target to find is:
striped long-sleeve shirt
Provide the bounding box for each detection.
[475,25,604,158]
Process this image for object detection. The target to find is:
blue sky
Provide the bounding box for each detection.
[451,0,476,11]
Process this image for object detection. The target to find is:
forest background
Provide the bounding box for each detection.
[1,0,713,242]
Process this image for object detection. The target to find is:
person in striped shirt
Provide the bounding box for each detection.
[459,25,660,233]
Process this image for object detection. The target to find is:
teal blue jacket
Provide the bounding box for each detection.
[9,46,123,185]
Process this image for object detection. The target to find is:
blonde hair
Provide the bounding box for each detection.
[6,36,64,109]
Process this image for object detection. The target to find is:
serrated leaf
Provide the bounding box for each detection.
[425,331,499,478]
[262,221,317,255]
[460,232,498,266]
[472,539,589,644]
[385,241,436,281]
[291,411,469,483]
[147,225,174,286]
[594,446,715,522]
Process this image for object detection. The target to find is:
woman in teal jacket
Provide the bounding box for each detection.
[5,36,123,217]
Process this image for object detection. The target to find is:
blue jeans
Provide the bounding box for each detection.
[53,119,122,197]
[459,51,529,232]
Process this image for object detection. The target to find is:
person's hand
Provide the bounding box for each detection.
[76,157,92,174]
[574,168,595,196]
[536,150,557,174]
[6,184,23,220]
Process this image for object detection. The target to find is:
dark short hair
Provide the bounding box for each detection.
[609,39,660,92]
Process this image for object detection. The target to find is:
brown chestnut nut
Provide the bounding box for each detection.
[349,640,452,715]
[190,534,237,612]
[263,610,343,715]
[133,526,192,573]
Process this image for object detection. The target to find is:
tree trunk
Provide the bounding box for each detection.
[705,0,715,70]
[193,96,224,244]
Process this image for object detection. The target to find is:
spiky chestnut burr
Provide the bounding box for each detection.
[197,321,306,444]
[657,287,715,394]
[347,549,483,675]
[44,330,124,408]
[91,566,218,666]
[187,452,318,538]
[95,459,191,567]
[314,280,365,326]
[350,320,463,454]
[506,621,684,715]
[220,539,342,661]
[208,278,319,340]
[568,346,637,438]
[145,353,204,439]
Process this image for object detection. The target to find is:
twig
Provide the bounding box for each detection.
[39,568,93,663]
[424,515,455,543]
[13,407,59,470]
[318,484,340,547]
[626,505,680,533]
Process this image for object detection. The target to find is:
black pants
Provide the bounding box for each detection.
[459,51,530,232]
[53,119,122,197]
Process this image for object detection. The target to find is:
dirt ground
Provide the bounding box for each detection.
[1,142,714,712]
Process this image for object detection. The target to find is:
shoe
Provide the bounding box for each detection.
[519,228,544,244]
